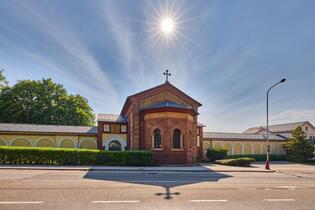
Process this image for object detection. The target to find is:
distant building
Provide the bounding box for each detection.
[243,121,315,139]
[202,121,315,158]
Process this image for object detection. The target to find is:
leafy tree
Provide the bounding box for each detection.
[0,69,8,91]
[0,78,95,126]
[283,126,314,162]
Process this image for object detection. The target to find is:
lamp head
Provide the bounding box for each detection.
[280,79,286,83]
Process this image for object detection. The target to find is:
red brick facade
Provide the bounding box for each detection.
[139,107,199,164]
[98,82,203,164]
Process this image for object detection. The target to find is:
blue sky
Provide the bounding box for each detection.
[0,0,314,132]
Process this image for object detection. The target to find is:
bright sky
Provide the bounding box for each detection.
[0,0,314,132]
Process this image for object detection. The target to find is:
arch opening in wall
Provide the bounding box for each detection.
[262,144,270,154]
[36,139,55,148]
[213,143,221,150]
[60,139,74,148]
[223,143,232,155]
[11,138,32,147]
[105,137,127,151]
[234,143,242,155]
[0,138,6,146]
[108,140,122,151]
[253,144,261,154]
[80,139,97,149]
[244,143,252,155]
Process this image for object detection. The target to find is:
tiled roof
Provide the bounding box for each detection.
[243,121,308,133]
[0,123,97,134]
[141,101,191,110]
[203,132,286,140]
[97,114,127,123]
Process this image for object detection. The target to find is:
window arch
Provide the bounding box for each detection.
[108,140,122,151]
[172,129,181,149]
[153,128,162,149]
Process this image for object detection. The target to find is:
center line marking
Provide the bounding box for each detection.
[190,199,228,202]
[92,200,140,204]
[264,199,295,202]
[0,201,44,204]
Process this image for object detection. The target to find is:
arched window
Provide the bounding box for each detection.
[173,129,181,149]
[153,129,162,149]
[108,140,122,151]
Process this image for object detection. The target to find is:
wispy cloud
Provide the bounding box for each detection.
[6,1,120,111]
[1,0,314,131]
[271,109,315,123]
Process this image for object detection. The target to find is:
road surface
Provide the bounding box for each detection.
[0,166,314,209]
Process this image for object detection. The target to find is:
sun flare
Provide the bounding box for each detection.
[160,17,175,34]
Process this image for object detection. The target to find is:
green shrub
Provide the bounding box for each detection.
[215,157,256,166]
[226,154,286,161]
[0,146,153,166]
[206,149,228,162]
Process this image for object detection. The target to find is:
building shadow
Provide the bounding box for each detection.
[83,167,231,200]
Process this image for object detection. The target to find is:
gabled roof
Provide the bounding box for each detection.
[121,82,202,115]
[243,121,313,133]
[0,123,97,134]
[203,132,286,141]
[97,114,127,123]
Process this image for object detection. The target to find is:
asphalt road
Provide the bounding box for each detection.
[0,167,314,210]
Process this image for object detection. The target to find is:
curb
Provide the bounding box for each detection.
[0,166,275,173]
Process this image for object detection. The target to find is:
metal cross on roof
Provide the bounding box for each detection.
[163,69,171,82]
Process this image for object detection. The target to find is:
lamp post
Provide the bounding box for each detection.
[265,78,286,170]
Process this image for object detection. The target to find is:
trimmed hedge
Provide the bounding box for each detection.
[215,157,256,167]
[206,149,228,161]
[226,154,286,161]
[0,146,153,166]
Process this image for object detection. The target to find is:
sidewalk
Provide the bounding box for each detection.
[0,163,275,173]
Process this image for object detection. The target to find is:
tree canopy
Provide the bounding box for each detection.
[0,69,8,91]
[0,76,95,126]
[283,126,314,162]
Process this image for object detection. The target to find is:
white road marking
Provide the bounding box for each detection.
[127,181,208,183]
[0,201,43,204]
[276,186,297,190]
[190,199,228,202]
[264,199,295,202]
[92,200,140,204]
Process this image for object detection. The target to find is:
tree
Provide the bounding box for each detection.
[283,126,314,162]
[0,78,95,126]
[0,69,8,91]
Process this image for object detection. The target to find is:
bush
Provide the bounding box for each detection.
[0,146,153,166]
[206,149,227,162]
[215,157,256,167]
[226,154,286,161]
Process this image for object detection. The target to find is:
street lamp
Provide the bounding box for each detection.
[265,78,286,170]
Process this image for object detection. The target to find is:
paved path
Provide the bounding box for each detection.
[0,163,314,209]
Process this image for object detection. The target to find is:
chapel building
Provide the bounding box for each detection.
[97,81,204,164]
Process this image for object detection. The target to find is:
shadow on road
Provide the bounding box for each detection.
[83,167,231,200]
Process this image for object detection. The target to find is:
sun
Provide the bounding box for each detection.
[160,17,175,34]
